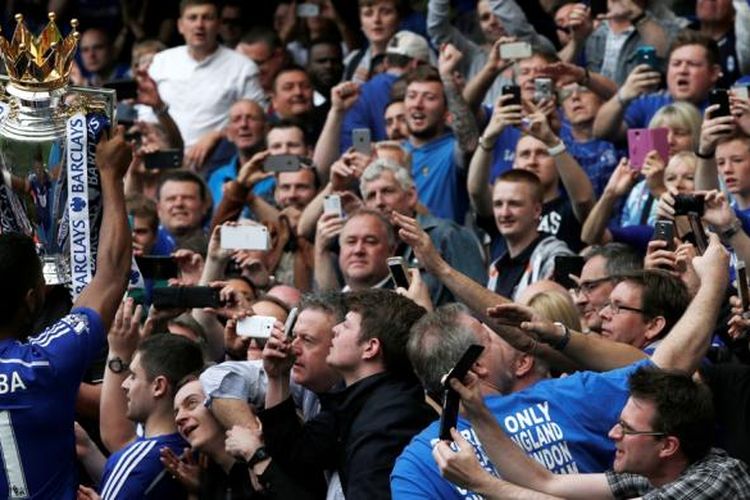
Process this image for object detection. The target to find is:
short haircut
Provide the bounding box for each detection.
[344,289,426,379]
[156,169,208,202]
[495,169,544,204]
[179,0,219,15]
[583,243,643,276]
[360,158,414,194]
[308,36,343,56]
[614,269,690,339]
[253,294,292,317]
[666,151,698,177]
[126,194,158,232]
[408,303,475,395]
[668,30,720,67]
[404,65,442,87]
[132,39,167,62]
[342,208,397,248]
[373,140,412,170]
[240,26,283,51]
[0,233,42,328]
[267,118,308,145]
[358,0,407,17]
[299,291,347,324]
[715,131,750,152]
[272,64,310,93]
[649,102,702,150]
[136,334,205,396]
[628,365,714,463]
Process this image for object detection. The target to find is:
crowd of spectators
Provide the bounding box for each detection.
[3,0,750,498]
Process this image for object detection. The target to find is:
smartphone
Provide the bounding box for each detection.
[653,220,675,251]
[116,102,138,124]
[737,260,750,311]
[144,149,183,169]
[296,3,320,17]
[220,225,270,251]
[387,256,411,289]
[323,194,343,217]
[672,194,705,216]
[499,41,532,60]
[439,345,485,441]
[134,255,178,280]
[627,128,669,170]
[236,315,277,338]
[104,79,138,101]
[635,45,658,70]
[263,154,300,173]
[687,213,708,255]
[152,286,221,309]
[284,307,300,339]
[352,128,371,155]
[709,89,731,118]
[552,255,584,290]
[733,85,750,101]
[534,78,553,103]
[501,84,521,106]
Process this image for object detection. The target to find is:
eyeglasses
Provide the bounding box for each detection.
[573,276,612,297]
[613,420,666,438]
[601,301,645,315]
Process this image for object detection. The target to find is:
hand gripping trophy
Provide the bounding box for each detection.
[0,13,116,297]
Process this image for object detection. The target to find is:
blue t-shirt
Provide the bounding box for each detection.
[0,307,104,499]
[489,126,522,183]
[99,434,188,500]
[206,155,276,211]
[404,133,469,224]
[560,122,622,197]
[391,359,652,499]
[624,91,708,129]
[340,72,397,153]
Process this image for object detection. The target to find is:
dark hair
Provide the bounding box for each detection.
[126,194,158,232]
[0,233,42,328]
[715,131,750,152]
[614,269,690,338]
[495,169,544,203]
[179,0,219,15]
[628,366,714,463]
[137,334,205,396]
[156,169,208,202]
[240,26,283,51]
[308,36,343,57]
[358,0,408,17]
[299,291,347,324]
[584,243,643,276]
[272,64,310,92]
[404,65,442,87]
[267,118,308,145]
[668,30,720,67]
[344,289,426,379]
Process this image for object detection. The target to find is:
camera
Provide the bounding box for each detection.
[672,194,705,216]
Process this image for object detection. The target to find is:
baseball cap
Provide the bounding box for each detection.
[385,31,431,64]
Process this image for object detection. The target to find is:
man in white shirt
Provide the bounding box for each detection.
[148,0,265,169]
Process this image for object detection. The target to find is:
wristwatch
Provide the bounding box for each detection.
[716,218,743,242]
[107,357,127,374]
[552,322,571,351]
[247,446,270,468]
[547,141,567,157]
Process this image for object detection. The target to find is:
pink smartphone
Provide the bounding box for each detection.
[627,128,669,170]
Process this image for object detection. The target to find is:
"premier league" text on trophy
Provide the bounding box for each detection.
[0,13,116,296]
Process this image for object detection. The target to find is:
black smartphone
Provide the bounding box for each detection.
[709,89,731,118]
[387,257,410,289]
[116,102,138,125]
[672,194,705,216]
[284,307,300,339]
[653,220,676,251]
[687,213,708,255]
[439,344,485,441]
[553,256,584,290]
[135,255,179,280]
[152,286,221,309]
[501,84,521,106]
[105,79,138,101]
[263,154,301,173]
[737,260,750,311]
[144,149,183,169]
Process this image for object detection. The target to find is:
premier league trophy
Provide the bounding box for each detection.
[0,13,116,297]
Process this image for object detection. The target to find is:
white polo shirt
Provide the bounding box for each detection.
[149,45,266,147]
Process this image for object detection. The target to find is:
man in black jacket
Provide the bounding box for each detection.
[259,289,437,499]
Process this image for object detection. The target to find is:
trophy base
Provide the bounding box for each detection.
[41,254,70,286]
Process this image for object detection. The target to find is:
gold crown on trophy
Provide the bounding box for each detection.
[0,13,80,91]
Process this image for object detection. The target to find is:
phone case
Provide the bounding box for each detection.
[220,225,270,250]
[627,128,669,169]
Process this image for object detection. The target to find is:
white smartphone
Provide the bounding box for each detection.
[352,128,371,154]
[323,194,343,217]
[297,3,320,17]
[499,41,532,60]
[733,85,749,101]
[220,225,270,251]
[236,315,277,338]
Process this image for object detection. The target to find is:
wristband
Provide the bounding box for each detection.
[247,446,270,468]
[716,218,743,242]
[547,141,567,157]
[552,322,571,351]
[695,148,714,159]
